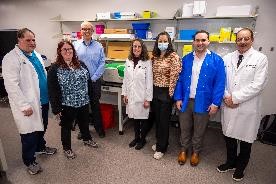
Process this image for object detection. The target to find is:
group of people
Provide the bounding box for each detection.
[2,21,106,175]
[122,28,268,182]
[2,20,268,182]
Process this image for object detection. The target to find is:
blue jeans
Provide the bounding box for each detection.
[20,103,49,166]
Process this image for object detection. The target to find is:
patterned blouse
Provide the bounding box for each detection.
[57,66,90,108]
[152,52,182,97]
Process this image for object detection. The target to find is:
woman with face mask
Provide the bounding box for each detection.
[151,31,182,160]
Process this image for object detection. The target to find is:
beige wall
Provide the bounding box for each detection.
[0,0,275,115]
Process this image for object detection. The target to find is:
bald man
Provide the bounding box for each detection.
[217,28,268,182]
[73,21,106,138]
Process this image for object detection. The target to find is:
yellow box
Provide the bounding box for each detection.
[219,27,231,42]
[108,42,130,51]
[104,29,130,34]
[209,33,220,42]
[182,45,192,56]
[231,33,236,42]
[107,50,129,59]
[142,11,151,18]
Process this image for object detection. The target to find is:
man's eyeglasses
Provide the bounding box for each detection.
[195,39,207,43]
[236,37,251,43]
[81,28,92,31]
[61,48,73,52]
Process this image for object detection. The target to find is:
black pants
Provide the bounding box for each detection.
[224,136,252,172]
[20,103,49,166]
[90,79,104,133]
[146,104,155,136]
[133,119,148,141]
[152,86,172,153]
[60,104,91,151]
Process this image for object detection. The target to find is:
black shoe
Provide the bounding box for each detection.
[217,163,236,173]
[36,147,57,155]
[129,138,139,148]
[135,139,146,150]
[98,130,105,138]
[232,169,244,182]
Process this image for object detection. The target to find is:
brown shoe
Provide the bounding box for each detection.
[190,152,199,166]
[178,151,187,165]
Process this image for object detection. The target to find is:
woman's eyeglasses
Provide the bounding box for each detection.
[61,48,73,52]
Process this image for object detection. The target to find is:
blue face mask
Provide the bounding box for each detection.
[158,42,169,51]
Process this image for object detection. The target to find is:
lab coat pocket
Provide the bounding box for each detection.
[136,66,146,80]
[241,65,256,81]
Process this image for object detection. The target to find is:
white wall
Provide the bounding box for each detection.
[0,0,275,115]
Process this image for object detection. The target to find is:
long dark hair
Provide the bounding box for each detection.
[55,40,80,69]
[152,31,174,58]
[128,38,149,61]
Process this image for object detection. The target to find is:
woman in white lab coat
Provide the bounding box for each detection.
[218,28,268,182]
[122,38,153,150]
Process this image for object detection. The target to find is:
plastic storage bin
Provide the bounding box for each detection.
[132,23,150,39]
[132,23,150,30]
[113,12,121,19]
[100,104,115,130]
[179,29,197,40]
[135,29,148,39]
[95,25,105,34]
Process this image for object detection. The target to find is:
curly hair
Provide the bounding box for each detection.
[55,40,80,69]
[128,38,149,61]
[152,31,174,58]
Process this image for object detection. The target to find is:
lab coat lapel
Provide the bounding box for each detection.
[236,48,254,72]
[134,60,142,71]
[14,46,32,66]
[231,51,239,72]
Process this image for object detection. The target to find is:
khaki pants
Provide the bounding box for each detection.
[179,99,209,153]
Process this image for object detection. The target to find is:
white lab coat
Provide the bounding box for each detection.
[2,45,45,134]
[221,47,268,143]
[122,59,153,119]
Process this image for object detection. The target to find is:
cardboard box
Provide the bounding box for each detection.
[216,5,253,17]
[96,12,111,20]
[107,50,129,59]
[104,29,131,34]
[108,42,130,51]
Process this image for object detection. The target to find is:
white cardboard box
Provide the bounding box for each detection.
[193,1,207,16]
[96,12,111,20]
[216,5,253,17]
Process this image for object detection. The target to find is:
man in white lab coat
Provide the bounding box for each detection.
[217,28,268,182]
[2,28,56,175]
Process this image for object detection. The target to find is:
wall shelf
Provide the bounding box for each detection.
[51,13,257,60]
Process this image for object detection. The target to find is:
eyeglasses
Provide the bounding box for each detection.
[133,45,142,49]
[236,37,251,42]
[61,48,73,52]
[81,28,92,31]
[195,39,207,43]
[24,39,36,43]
